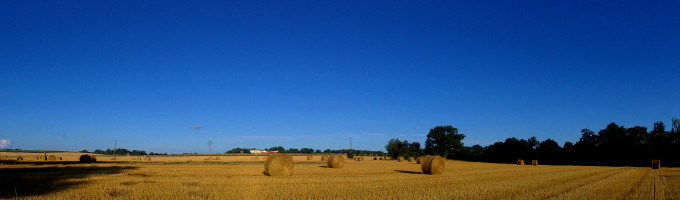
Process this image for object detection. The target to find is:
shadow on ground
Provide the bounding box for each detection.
[0,165,137,198]
[394,170,422,174]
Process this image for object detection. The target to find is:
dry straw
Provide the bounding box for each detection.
[397,156,405,162]
[327,154,345,168]
[408,157,415,162]
[264,153,294,176]
[421,155,445,175]
[652,160,660,169]
[517,159,525,165]
[416,157,421,164]
[321,155,328,161]
[47,155,57,161]
[532,160,538,166]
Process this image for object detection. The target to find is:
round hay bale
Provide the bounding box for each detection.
[421,155,446,175]
[137,157,142,161]
[373,157,377,160]
[37,156,47,161]
[307,155,312,160]
[532,160,538,166]
[47,155,57,161]
[264,153,294,176]
[408,157,415,162]
[327,155,345,168]
[17,156,23,161]
[397,156,405,162]
[517,159,525,165]
[91,155,97,162]
[379,157,383,160]
[321,155,328,161]
[416,157,421,164]
[144,156,151,162]
[58,157,63,160]
[79,154,93,163]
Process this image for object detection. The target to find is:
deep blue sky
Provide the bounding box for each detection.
[1,1,679,153]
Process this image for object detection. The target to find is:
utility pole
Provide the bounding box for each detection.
[113,139,117,160]
[350,137,352,157]
[208,141,212,159]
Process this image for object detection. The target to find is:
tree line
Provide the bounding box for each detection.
[385,125,464,159]
[81,148,167,156]
[386,118,680,166]
[225,146,384,156]
[459,119,680,166]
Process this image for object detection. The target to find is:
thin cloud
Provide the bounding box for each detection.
[0,139,11,148]
[188,125,202,130]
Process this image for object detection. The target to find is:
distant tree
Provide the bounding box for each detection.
[536,138,561,159]
[385,138,404,158]
[299,148,315,154]
[79,150,89,153]
[226,148,251,153]
[425,125,466,158]
[315,149,321,153]
[408,142,422,157]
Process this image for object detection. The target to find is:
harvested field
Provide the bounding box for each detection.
[0,157,678,199]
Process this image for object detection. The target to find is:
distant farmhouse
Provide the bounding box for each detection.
[249,150,278,154]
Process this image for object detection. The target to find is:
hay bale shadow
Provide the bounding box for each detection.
[394,170,422,174]
[0,166,137,198]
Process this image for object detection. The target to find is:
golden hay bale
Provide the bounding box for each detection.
[47,155,57,161]
[517,159,525,165]
[532,160,538,166]
[144,156,151,162]
[421,155,445,175]
[416,157,421,164]
[321,155,328,161]
[307,155,312,160]
[397,156,405,162]
[327,155,345,168]
[408,157,415,162]
[79,154,93,163]
[17,156,23,161]
[652,160,660,169]
[373,157,378,160]
[379,157,383,160]
[137,157,142,161]
[356,157,364,161]
[36,156,47,161]
[264,154,294,176]
[58,157,63,160]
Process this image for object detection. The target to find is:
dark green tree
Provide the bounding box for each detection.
[425,125,466,158]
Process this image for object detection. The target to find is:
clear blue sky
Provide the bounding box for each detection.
[1,1,679,154]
